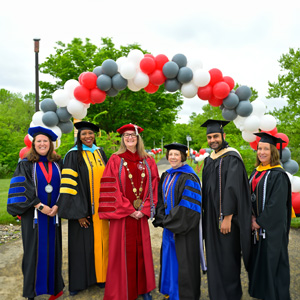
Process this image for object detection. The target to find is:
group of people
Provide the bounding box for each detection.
[7,118,291,300]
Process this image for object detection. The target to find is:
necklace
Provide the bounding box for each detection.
[123,160,145,209]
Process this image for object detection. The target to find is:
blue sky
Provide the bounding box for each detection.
[0,0,298,122]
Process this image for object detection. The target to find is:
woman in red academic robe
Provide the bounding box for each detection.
[99,123,159,300]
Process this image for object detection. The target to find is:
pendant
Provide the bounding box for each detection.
[45,184,53,193]
[141,172,145,178]
[123,162,128,166]
[133,199,142,209]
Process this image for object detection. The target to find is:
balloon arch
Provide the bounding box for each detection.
[20,49,300,214]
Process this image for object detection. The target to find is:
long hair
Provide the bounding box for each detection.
[115,134,151,159]
[75,128,97,165]
[26,135,61,163]
[255,143,280,167]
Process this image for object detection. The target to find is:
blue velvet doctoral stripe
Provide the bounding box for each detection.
[179,199,201,213]
[163,173,181,215]
[35,162,60,296]
[182,189,201,202]
[8,186,26,195]
[7,196,27,204]
[160,228,180,300]
[185,179,201,191]
[10,176,25,184]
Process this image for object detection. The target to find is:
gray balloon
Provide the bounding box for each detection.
[205,148,212,153]
[172,53,187,68]
[236,100,253,117]
[164,79,181,92]
[219,104,224,110]
[222,108,238,121]
[283,159,299,175]
[97,74,112,91]
[223,93,239,109]
[56,107,72,122]
[40,98,57,112]
[112,73,128,91]
[235,86,252,101]
[102,59,118,77]
[93,66,103,77]
[281,147,291,163]
[162,61,179,79]
[177,67,193,83]
[42,111,59,127]
[57,120,73,134]
[107,88,119,97]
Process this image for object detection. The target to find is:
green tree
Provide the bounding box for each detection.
[268,48,300,163]
[39,37,183,148]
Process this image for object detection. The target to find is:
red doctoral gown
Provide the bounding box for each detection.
[99,151,159,300]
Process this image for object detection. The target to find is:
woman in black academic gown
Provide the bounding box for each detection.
[7,126,64,300]
[249,132,292,300]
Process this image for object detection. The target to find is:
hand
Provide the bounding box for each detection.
[35,203,51,215]
[78,217,90,228]
[130,211,140,220]
[47,205,58,217]
[220,214,232,234]
[252,216,260,230]
[135,211,144,219]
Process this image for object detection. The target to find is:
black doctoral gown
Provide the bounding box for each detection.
[153,164,205,300]
[202,148,252,300]
[7,158,64,298]
[249,166,291,300]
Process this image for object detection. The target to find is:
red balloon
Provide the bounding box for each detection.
[266,127,278,136]
[90,88,106,104]
[19,146,31,159]
[24,135,32,147]
[149,69,166,86]
[197,85,213,100]
[193,150,196,155]
[144,53,155,59]
[275,133,289,149]
[74,85,91,104]
[195,153,200,157]
[199,149,206,155]
[213,81,230,99]
[223,76,235,90]
[250,140,258,150]
[81,72,97,89]
[155,54,169,70]
[140,57,156,74]
[209,68,223,86]
[292,192,300,215]
[78,72,87,85]
[208,96,223,107]
[144,82,159,94]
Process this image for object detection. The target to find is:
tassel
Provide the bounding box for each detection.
[33,208,38,228]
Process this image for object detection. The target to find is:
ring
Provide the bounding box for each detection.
[83,222,86,224]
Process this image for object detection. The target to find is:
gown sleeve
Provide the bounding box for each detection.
[7,160,41,216]
[162,174,202,235]
[58,151,89,219]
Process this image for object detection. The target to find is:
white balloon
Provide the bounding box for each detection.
[181,82,198,98]
[242,130,257,142]
[192,69,211,87]
[49,126,62,139]
[187,58,203,71]
[133,71,149,89]
[259,114,277,131]
[52,89,70,107]
[64,79,80,99]
[292,176,300,193]
[116,56,127,71]
[243,115,260,132]
[127,79,141,92]
[233,115,246,130]
[127,49,144,64]
[67,99,87,119]
[32,111,44,126]
[286,172,294,184]
[251,99,266,117]
[120,61,137,79]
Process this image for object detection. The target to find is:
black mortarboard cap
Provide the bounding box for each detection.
[254,132,286,158]
[164,143,188,153]
[74,121,99,132]
[201,119,230,134]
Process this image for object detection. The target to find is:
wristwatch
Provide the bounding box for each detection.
[38,204,44,211]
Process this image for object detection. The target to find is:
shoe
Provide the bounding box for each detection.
[28,298,34,300]
[69,290,78,296]
[142,293,152,300]
[96,282,106,288]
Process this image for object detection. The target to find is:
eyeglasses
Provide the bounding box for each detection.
[123,133,138,139]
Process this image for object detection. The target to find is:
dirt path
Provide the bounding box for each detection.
[1,160,300,299]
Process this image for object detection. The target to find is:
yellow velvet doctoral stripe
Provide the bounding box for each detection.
[61,168,78,177]
[82,150,109,282]
[61,178,77,186]
[256,164,283,172]
[59,187,77,195]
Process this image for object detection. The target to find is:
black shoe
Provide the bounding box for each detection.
[69,290,78,296]
[28,298,34,300]
[142,293,152,300]
[96,282,105,288]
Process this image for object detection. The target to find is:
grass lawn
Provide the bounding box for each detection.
[0,178,19,225]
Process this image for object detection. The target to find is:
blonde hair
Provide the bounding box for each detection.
[255,143,280,167]
[115,134,151,159]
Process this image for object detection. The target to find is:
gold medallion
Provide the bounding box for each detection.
[123,162,128,166]
[128,174,133,179]
[141,173,145,178]
[133,188,137,193]
[133,199,142,209]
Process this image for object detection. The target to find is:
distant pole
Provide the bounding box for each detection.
[33,38,40,112]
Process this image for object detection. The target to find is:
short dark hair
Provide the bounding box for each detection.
[166,149,187,162]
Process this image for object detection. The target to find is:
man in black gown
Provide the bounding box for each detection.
[201,119,252,300]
